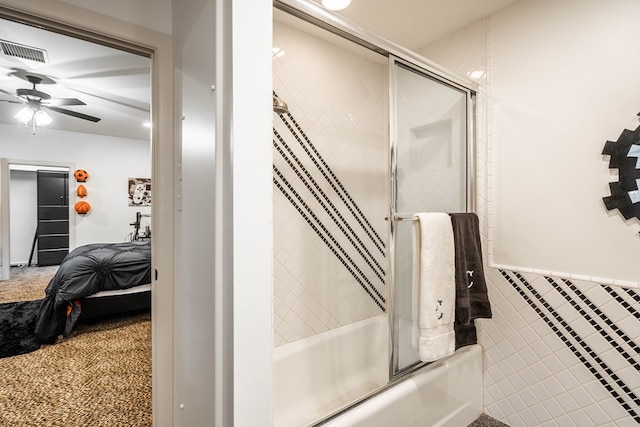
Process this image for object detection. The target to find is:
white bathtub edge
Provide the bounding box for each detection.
[323,344,484,427]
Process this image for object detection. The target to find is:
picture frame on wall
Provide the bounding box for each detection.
[128,177,151,206]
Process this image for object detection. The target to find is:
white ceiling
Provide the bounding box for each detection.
[0,0,522,140]
[321,0,522,50]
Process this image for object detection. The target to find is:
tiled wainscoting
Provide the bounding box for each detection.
[482,269,639,426]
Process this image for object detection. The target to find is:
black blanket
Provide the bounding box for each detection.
[35,242,151,344]
[0,299,43,358]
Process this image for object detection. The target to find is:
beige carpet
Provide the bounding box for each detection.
[0,266,152,426]
[0,265,58,303]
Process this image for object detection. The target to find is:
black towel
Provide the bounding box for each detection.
[449,213,492,349]
[454,320,477,350]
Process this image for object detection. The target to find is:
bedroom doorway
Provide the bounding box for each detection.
[0,6,161,425]
[0,13,153,279]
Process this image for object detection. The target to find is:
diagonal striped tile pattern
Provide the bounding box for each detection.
[483,270,640,426]
[273,18,388,346]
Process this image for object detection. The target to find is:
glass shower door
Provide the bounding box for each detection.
[389,57,472,375]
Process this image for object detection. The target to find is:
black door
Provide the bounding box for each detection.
[37,171,69,266]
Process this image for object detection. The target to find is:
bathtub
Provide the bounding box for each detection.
[273,315,483,426]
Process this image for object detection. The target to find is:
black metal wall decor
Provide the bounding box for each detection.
[602,124,640,221]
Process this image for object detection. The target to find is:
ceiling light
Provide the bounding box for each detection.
[142,121,152,128]
[14,107,53,134]
[34,110,52,126]
[322,0,351,11]
[467,70,485,80]
[15,107,34,124]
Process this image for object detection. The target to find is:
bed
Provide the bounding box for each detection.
[35,241,151,344]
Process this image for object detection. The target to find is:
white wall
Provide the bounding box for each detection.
[232,0,274,425]
[172,0,274,424]
[1,123,150,247]
[490,0,640,285]
[419,3,640,425]
[9,169,37,264]
[171,0,217,423]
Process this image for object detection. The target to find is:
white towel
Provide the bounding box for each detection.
[412,212,456,362]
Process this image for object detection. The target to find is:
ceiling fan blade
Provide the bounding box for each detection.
[46,105,101,122]
[0,88,23,101]
[45,98,86,106]
[0,99,23,104]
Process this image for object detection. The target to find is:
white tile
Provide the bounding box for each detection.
[530,360,553,381]
[616,365,640,390]
[597,348,631,373]
[529,382,552,402]
[507,353,528,371]
[555,393,580,413]
[530,336,554,359]
[600,300,633,323]
[505,372,526,391]
[496,377,517,397]
[565,410,595,427]
[529,403,552,424]
[569,385,596,408]
[584,403,613,426]
[553,415,578,427]
[517,388,539,407]
[486,383,505,401]
[508,394,527,411]
[583,379,615,404]
[541,397,566,419]
[596,394,633,423]
[611,415,640,427]
[496,398,516,418]
[540,376,565,395]
[568,364,598,386]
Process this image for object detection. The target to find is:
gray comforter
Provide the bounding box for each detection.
[35,242,151,343]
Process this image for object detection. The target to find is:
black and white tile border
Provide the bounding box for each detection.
[499,270,640,423]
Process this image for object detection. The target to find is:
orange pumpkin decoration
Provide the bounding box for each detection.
[74,169,89,182]
[74,201,91,214]
[76,184,87,198]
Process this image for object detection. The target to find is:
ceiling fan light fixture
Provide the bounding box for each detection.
[321,0,351,11]
[15,107,34,124]
[34,110,52,126]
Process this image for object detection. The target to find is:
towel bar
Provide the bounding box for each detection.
[385,215,418,222]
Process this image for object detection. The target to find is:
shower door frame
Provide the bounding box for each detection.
[388,55,477,379]
[274,0,479,413]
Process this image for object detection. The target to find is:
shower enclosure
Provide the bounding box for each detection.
[273,1,477,425]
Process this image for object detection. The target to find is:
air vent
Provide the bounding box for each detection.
[0,40,48,63]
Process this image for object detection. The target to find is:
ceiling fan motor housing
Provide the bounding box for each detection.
[16,88,50,100]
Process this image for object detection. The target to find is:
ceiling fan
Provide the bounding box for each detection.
[0,74,101,131]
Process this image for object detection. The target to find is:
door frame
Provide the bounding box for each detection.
[1,158,75,279]
[0,3,175,424]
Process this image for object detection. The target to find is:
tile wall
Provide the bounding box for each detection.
[272,17,388,347]
[419,18,640,426]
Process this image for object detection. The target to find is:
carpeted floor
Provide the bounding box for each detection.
[0,266,152,426]
[0,265,57,303]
